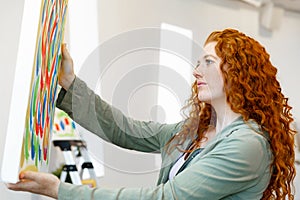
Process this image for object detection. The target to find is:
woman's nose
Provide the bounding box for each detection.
[193,65,202,78]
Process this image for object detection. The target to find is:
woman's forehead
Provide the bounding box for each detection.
[198,42,219,60]
[203,42,217,54]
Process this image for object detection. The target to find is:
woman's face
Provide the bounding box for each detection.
[193,42,225,103]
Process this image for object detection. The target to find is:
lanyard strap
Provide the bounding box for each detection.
[176,148,204,176]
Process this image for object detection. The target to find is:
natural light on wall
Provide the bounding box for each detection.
[65,0,104,178]
[158,23,193,124]
[67,0,100,73]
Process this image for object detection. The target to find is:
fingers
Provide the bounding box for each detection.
[7,183,19,191]
[61,43,71,60]
[19,171,40,181]
[7,172,60,199]
[62,43,66,50]
[7,180,35,192]
[7,171,40,191]
[60,43,73,68]
[59,43,75,90]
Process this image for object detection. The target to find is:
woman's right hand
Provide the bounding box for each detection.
[7,171,60,199]
[59,44,76,90]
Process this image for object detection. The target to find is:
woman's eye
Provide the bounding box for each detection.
[205,59,214,66]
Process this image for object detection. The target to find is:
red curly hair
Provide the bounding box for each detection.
[168,29,296,199]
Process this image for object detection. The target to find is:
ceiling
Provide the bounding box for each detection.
[273,0,300,13]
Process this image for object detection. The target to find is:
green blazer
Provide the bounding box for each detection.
[56,77,272,200]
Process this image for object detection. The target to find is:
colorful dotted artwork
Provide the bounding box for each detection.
[20,0,68,172]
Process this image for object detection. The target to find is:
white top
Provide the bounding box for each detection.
[169,148,205,180]
[169,154,186,180]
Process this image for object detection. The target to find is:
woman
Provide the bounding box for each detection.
[8,29,296,199]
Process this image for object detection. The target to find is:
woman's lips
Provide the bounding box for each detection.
[197,82,207,86]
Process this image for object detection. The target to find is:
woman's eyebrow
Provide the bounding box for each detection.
[204,54,218,60]
[197,54,218,64]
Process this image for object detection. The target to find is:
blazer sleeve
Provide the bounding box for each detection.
[57,129,272,200]
[56,77,182,153]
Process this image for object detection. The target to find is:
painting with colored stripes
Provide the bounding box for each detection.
[21,0,69,172]
[1,0,68,183]
[52,109,81,141]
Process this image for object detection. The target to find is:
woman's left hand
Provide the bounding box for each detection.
[7,171,60,199]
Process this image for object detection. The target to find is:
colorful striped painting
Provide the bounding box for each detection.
[20,0,68,172]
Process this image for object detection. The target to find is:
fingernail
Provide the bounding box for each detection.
[19,173,25,179]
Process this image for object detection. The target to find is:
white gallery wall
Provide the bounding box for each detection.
[0,0,300,199]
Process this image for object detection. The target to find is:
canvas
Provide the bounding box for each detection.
[52,108,81,141]
[1,0,68,183]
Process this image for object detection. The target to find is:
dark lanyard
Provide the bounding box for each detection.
[176,148,204,176]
